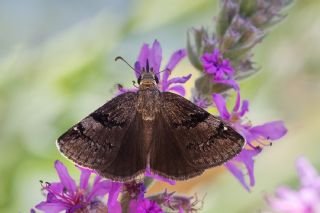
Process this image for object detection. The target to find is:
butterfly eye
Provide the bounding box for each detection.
[137,76,142,84]
[154,75,159,84]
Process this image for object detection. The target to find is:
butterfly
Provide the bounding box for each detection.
[56,58,245,182]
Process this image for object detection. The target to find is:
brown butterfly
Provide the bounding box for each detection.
[57,58,245,182]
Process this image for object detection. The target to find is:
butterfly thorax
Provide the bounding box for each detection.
[136,88,161,121]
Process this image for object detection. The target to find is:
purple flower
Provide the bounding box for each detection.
[119,40,191,96]
[267,157,320,213]
[212,91,287,190]
[34,160,121,213]
[129,199,164,213]
[124,181,164,213]
[201,49,239,90]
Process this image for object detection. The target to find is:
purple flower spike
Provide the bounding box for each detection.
[212,91,287,190]
[201,49,238,90]
[119,40,191,97]
[34,160,115,213]
[267,157,320,213]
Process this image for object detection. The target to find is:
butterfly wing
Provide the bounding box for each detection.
[57,92,147,181]
[150,92,245,180]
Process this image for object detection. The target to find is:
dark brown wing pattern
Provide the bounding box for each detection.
[57,92,147,181]
[150,92,245,180]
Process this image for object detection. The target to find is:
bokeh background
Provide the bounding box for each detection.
[0,0,319,212]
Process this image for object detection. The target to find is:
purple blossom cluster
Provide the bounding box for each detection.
[33,161,201,213]
[200,49,239,90]
[187,0,293,96]
[267,157,320,213]
[33,160,116,212]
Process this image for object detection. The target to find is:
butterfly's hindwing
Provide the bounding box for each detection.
[149,92,245,180]
[150,114,205,180]
[57,92,147,181]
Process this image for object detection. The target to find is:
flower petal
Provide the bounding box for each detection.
[167,85,186,96]
[45,183,64,202]
[166,74,192,85]
[250,121,287,141]
[109,200,122,213]
[35,201,68,213]
[267,187,305,212]
[46,182,64,194]
[232,91,241,113]
[134,61,142,78]
[225,162,250,191]
[296,157,320,188]
[163,49,186,82]
[236,148,262,187]
[239,100,249,117]
[137,43,149,68]
[76,166,92,190]
[87,180,111,201]
[107,182,122,207]
[129,200,138,213]
[54,161,77,194]
[226,147,262,191]
[130,199,163,213]
[212,94,230,119]
[149,40,162,75]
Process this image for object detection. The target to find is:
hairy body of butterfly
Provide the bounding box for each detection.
[57,66,245,181]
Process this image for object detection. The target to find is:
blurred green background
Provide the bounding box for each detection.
[0,0,319,212]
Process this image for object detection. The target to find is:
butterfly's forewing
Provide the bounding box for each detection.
[150,92,245,180]
[57,92,147,181]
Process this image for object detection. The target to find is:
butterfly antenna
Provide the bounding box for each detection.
[115,56,135,71]
[154,68,171,75]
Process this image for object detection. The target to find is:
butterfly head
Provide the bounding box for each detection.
[137,60,159,87]
[115,56,159,89]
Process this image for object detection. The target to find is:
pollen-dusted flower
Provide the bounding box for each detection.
[201,49,239,90]
[212,92,287,190]
[34,160,121,213]
[266,157,320,213]
[119,40,191,96]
